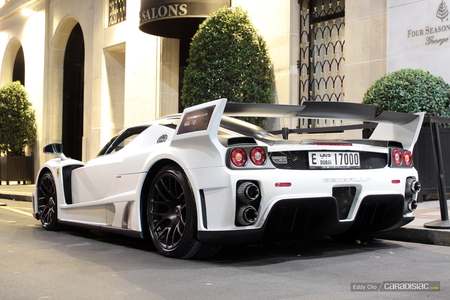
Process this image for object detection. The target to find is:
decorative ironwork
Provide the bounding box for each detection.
[109,0,127,26]
[298,0,345,128]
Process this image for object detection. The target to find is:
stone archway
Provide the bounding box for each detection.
[1,38,23,86]
[46,18,85,160]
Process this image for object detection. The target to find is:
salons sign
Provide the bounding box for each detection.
[139,0,230,38]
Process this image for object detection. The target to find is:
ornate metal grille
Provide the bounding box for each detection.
[298,0,345,128]
[109,0,127,26]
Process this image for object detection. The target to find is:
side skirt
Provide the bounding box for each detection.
[58,219,143,239]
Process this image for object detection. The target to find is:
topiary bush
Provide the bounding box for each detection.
[0,81,37,156]
[363,69,450,118]
[181,6,275,126]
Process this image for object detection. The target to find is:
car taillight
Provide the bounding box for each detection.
[250,147,266,165]
[403,150,413,166]
[392,149,403,166]
[231,148,247,167]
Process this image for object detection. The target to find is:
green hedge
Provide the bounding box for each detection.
[0,81,37,156]
[363,69,450,118]
[181,6,274,126]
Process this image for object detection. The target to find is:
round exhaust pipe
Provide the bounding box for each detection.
[411,180,421,193]
[408,199,418,212]
[237,181,260,203]
[406,178,421,193]
[236,205,258,226]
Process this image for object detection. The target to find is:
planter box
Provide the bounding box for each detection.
[414,127,450,201]
[0,156,34,184]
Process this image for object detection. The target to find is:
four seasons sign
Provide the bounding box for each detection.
[406,0,450,46]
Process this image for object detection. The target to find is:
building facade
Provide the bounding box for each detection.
[0,0,448,178]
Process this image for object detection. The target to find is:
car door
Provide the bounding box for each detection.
[71,126,149,204]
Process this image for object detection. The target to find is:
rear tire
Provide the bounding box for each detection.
[146,165,220,258]
[37,171,60,230]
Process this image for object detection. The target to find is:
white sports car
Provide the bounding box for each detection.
[32,99,424,258]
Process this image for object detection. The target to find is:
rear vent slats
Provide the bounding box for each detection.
[227,137,257,146]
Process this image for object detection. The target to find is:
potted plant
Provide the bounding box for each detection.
[181,6,275,127]
[0,81,37,184]
[363,69,450,117]
[363,69,450,200]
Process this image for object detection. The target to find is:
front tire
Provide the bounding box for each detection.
[37,171,59,230]
[147,165,220,258]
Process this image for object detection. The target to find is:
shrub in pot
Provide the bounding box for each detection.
[181,6,275,127]
[362,68,450,117]
[0,81,37,183]
[363,69,450,200]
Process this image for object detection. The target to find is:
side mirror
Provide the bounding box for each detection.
[43,143,67,160]
[43,143,63,154]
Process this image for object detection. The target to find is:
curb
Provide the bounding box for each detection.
[0,193,32,202]
[377,227,450,246]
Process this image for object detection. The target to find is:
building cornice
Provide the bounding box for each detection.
[0,0,41,22]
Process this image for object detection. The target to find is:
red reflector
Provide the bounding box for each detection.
[392,180,401,184]
[315,142,352,146]
[275,182,292,187]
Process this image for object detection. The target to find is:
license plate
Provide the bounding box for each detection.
[308,152,360,169]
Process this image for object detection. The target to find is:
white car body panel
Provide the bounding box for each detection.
[369,113,424,152]
[32,98,424,257]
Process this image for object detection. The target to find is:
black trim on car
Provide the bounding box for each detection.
[199,189,208,229]
[269,151,388,170]
[58,220,142,238]
[62,165,83,204]
[197,194,412,245]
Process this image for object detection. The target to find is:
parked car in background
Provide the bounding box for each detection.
[33,99,424,258]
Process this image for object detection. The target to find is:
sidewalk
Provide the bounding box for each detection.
[377,199,450,246]
[0,183,35,202]
[1,183,450,246]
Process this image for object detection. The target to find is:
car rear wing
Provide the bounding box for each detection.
[171,99,424,151]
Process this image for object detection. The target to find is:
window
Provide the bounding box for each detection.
[97,126,149,156]
[108,0,126,26]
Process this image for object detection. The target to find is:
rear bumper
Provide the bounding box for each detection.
[197,194,414,245]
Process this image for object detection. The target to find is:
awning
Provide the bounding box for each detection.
[139,0,230,38]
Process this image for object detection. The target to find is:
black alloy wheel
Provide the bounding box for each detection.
[37,172,59,230]
[147,165,202,258]
[147,163,225,259]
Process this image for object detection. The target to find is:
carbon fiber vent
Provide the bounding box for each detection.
[333,187,356,220]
